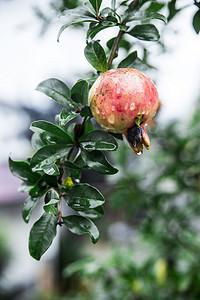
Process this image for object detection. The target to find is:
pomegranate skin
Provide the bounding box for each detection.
[89,68,159,134]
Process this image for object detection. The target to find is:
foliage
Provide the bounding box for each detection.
[9,0,200,262]
[59,106,200,300]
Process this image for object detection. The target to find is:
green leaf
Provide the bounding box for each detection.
[36,78,78,109]
[193,10,200,34]
[118,51,138,68]
[78,205,104,220]
[128,24,160,41]
[30,145,70,175]
[62,215,99,243]
[168,0,180,22]
[43,203,59,216]
[59,109,79,128]
[9,157,40,184]
[29,178,49,198]
[146,2,165,13]
[89,0,102,14]
[63,183,105,211]
[84,40,107,72]
[70,79,89,106]
[144,11,167,23]
[63,161,82,180]
[30,120,73,145]
[100,7,119,17]
[73,154,89,169]
[42,163,60,176]
[31,133,47,151]
[81,130,118,151]
[66,122,76,140]
[57,19,98,42]
[43,191,60,216]
[87,23,116,40]
[107,37,131,52]
[80,106,93,118]
[22,196,40,223]
[78,118,94,141]
[126,11,167,23]
[45,189,60,204]
[81,149,118,174]
[29,213,58,260]
[28,173,58,198]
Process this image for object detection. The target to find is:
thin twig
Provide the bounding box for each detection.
[107,30,124,70]
[107,0,140,70]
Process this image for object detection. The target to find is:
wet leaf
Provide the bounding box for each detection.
[63,183,105,211]
[84,40,107,72]
[29,213,58,260]
[63,215,99,243]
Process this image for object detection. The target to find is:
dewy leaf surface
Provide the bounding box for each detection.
[128,24,160,41]
[9,157,40,183]
[63,215,99,243]
[22,196,40,223]
[63,161,82,180]
[81,130,118,151]
[59,109,79,128]
[63,183,105,211]
[30,145,70,175]
[81,149,118,174]
[70,79,89,106]
[84,40,107,72]
[118,51,138,68]
[29,212,58,260]
[78,205,104,220]
[30,121,73,144]
[36,78,78,109]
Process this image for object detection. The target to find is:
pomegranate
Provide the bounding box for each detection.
[89,68,159,154]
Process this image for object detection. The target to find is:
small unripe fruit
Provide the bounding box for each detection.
[89,68,159,154]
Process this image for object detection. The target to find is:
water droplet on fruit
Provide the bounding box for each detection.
[101,110,105,115]
[111,106,115,111]
[130,103,135,110]
[137,151,142,156]
[108,114,115,124]
[117,86,121,94]
[125,103,129,110]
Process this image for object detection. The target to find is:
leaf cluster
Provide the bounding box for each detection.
[57,0,167,72]
[9,77,118,260]
[11,0,198,262]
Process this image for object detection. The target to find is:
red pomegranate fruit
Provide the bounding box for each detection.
[89,68,159,154]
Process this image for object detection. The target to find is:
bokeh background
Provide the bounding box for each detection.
[1,0,200,299]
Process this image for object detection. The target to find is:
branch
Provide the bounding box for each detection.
[107,30,124,70]
[107,0,140,70]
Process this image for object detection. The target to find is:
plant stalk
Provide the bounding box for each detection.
[107,30,124,70]
[107,0,139,70]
